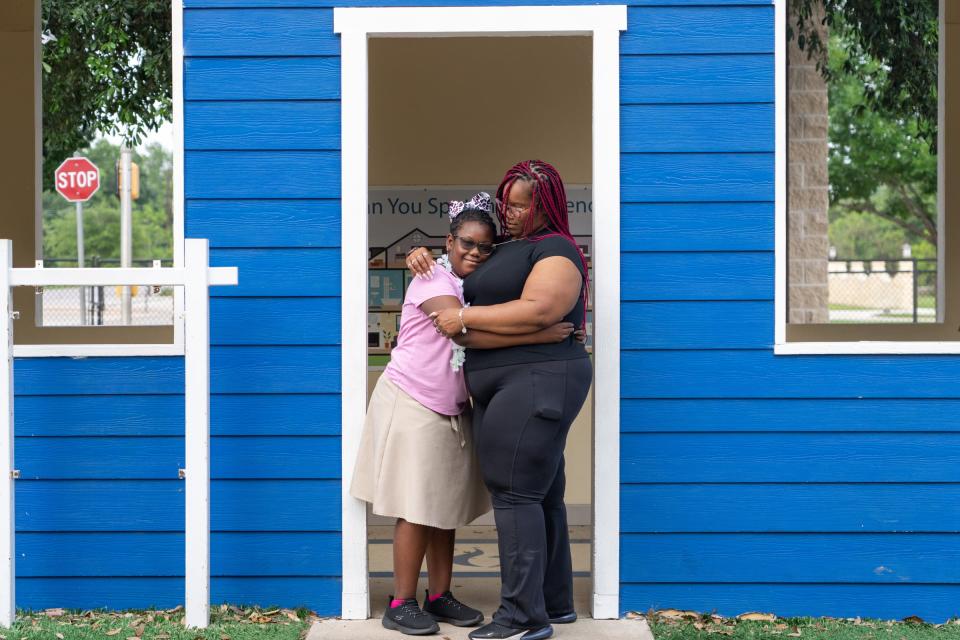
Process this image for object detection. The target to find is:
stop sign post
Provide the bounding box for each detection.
[55,156,100,325]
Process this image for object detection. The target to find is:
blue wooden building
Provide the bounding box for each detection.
[2,0,958,624]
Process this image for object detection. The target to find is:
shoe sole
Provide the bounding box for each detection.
[427,613,484,627]
[382,617,440,635]
[521,626,554,640]
[547,613,577,624]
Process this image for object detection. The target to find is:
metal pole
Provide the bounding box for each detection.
[913,258,919,324]
[120,147,133,325]
[76,201,86,325]
[0,240,16,627]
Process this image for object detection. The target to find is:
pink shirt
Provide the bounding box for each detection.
[385,268,468,416]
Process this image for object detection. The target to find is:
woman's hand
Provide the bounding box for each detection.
[537,322,575,343]
[406,247,436,278]
[574,327,587,344]
[428,308,463,338]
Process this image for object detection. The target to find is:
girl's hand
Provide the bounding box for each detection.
[406,247,436,278]
[539,322,575,343]
[429,308,463,338]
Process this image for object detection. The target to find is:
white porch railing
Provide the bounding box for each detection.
[0,238,238,629]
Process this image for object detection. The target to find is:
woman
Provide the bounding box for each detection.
[407,161,591,640]
[351,193,579,637]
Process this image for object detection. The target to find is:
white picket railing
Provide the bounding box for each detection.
[0,238,238,629]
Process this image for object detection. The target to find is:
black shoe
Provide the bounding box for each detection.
[382,596,440,636]
[468,622,553,640]
[423,589,484,627]
[547,612,577,624]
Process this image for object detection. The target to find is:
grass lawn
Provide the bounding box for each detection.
[5,606,315,640]
[642,610,960,640]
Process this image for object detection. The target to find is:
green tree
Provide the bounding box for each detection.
[42,0,171,189]
[790,0,938,147]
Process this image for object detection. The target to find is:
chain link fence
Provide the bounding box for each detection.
[37,258,175,327]
[828,257,936,323]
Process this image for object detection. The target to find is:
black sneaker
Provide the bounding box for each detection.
[468,622,553,640]
[422,589,484,627]
[382,596,440,636]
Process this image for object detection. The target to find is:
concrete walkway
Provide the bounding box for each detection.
[307,617,655,640]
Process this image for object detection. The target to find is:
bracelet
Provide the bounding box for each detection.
[458,307,468,335]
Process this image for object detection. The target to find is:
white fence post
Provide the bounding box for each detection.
[184,238,211,629]
[0,240,14,628]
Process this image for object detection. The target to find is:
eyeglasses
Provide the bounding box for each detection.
[504,204,531,215]
[453,236,495,255]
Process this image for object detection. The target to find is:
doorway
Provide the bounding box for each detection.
[336,5,626,620]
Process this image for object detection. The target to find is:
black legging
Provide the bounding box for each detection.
[466,357,593,628]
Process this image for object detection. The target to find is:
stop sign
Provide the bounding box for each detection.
[55,157,100,202]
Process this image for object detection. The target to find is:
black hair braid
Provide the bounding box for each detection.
[450,209,497,237]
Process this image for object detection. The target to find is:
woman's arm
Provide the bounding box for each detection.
[420,297,574,348]
[431,256,582,337]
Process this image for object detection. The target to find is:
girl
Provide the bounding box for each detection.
[350,193,577,636]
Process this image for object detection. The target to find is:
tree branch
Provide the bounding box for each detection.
[843,200,934,245]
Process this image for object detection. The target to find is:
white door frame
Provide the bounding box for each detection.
[336,5,626,620]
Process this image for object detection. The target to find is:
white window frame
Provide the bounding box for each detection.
[15,0,185,358]
[335,5,626,620]
[774,0,951,355]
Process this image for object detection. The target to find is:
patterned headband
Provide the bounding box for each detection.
[448,192,493,220]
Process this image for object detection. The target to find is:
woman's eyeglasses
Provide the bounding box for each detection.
[504,204,531,215]
[453,236,495,255]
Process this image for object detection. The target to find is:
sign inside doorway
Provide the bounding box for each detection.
[368,186,594,358]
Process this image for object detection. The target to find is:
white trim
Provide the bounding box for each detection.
[24,0,186,358]
[337,4,626,621]
[9,267,235,287]
[773,0,951,354]
[0,241,14,628]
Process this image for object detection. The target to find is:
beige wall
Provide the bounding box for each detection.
[369,36,593,508]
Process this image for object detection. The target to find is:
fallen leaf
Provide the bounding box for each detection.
[125,636,139,640]
[738,612,776,622]
[134,624,145,638]
[55,633,64,639]
[262,609,279,616]
[903,616,925,624]
[283,610,300,622]
[625,611,644,620]
[788,626,802,637]
[220,635,231,640]
[105,629,122,636]
[45,609,66,618]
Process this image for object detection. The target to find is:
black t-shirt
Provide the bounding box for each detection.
[463,232,589,371]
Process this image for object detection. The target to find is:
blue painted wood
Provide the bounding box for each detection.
[622,104,773,153]
[621,252,773,301]
[621,301,772,349]
[186,101,339,151]
[621,203,773,252]
[209,249,340,296]
[621,351,960,399]
[621,54,773,104]
[16,577,340,613]
[14,357,183,396]
[621,433,960,483]
[184,8,338,56]
[622,6,773,55]
[184,57,339,101]
[15,436,339,480]
[187,200,341,248]
[14,394,340,435]
[621,153,774,202]
[619,484,960,533]
[212,394,341,435]
[621,399,960,432]
[619,584,960,622]
[212,298,341,345]
[186,151,340,199]
[185,0,771,7]
[211,346,340,393]
[621,533,960,583]
[16,480,339,531]
[18,532,339,576]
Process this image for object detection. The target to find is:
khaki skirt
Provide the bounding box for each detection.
[350,375,491,530]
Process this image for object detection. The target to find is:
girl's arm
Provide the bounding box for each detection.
[420,297,574,348]
[431,256,582,337]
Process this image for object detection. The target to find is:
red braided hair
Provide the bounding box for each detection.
[495,160,590,327]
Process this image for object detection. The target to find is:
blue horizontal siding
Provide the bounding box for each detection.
[185,57,340,100]
[621,301,772,349]
[186,151,340,199]
[15,394,340,436]
[14,357,183,395]
[17,577,339,612]
[622,252,773,301]
[15,436,339,480]
[621,203,773,252]
[18,532,340,576]
[211,346,340,393]
[209,249,340,296]
[621,433,960,483]
[622,399,960,432]
[622,104,773,153]
[17,480,340,531]
[621,54,773,104]
[622,6,773,55]
[187,200,341,248]
[186,101,340,151]
[185,8,338,56]
[620,584,960,622]
[622,153,774,203]
[212,298,341,345]
[621,534,960,583]
[620,484,960,533]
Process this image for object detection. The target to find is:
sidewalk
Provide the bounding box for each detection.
[307,617,655,640]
